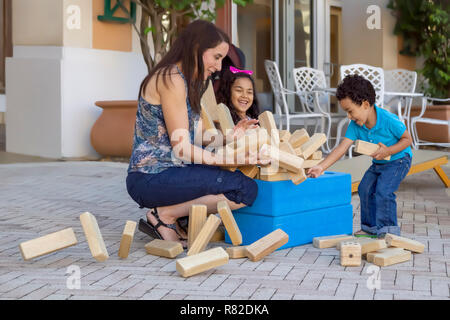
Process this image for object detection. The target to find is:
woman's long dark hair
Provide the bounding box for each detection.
[216,69,260,124]
[138,20,230,114]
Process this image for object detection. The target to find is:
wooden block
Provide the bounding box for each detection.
[340,241,362,266]
[261,144,304,173]
[354,140,391,160]
[176,247,229,278]
[308,151,322,160]
[337,237,387,254]
[245,229,289,262]
[313,234,354,249]
[188,205,207,249]
[226,246,247,259]
[302,159,323,169]
[210,225,225,242]
[260,171,291,182]
[79,212,109,262]
[279,130,291,143]
[385,233,425,253]
[118,220,137,259]
[366,247,405,263]
[19,228,78,261]
[289,128,309,148]
[289,168,307,185]
[300,133,327,159]
[145,239,184,258]
[200,106,219,136]
[372,248,411,267]
[279,142,296,155]
[217,200,242,246]
[258,111,279,146]
[187,214,221,256]
[216,103,235,135]
[239,165,259,179]
[200,79,219,121]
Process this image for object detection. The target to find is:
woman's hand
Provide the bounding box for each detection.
[307,165,324,178]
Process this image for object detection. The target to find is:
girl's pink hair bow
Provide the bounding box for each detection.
[230,66,253,75]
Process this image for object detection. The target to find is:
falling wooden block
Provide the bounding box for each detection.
[385,233,425,253]
[354,140,391,160]
[366,247,405,263]
[300,133,327,159]
[19,228,78,261]
[261,144,304,173]
[118,220,137,259]
[216,103,235,135]
[302,159,323,169]
[79,212,109,262]
[337,237,386,254]
[187,214,221,256]
[188,205,207,249]
[245,229,289,262]
[226,246,247,259]
[145,239,184,258]
[308,151,322,160]
[176,247,229,277]
[238,165,259,179]
[372,248,411,267]
[313,234,354,249]
[258,111,279,146]
[340,241,362,266]
[217,201,242,246]
[289,128,309,149]
[279,130,291,143]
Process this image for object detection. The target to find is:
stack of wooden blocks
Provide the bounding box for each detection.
[313,233,425,267]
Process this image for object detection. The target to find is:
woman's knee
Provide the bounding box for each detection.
[222,173,258,207]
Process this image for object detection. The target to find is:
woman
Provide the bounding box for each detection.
[126,20,268,248]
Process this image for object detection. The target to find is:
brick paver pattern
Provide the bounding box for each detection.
[0,161,449,300]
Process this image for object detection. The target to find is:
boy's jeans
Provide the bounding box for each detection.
[358,154,412,236]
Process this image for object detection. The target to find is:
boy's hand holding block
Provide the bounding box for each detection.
[145,239,184,258]
[354,140,391,160]
[187,214,221,256]
[118,220,137,259]
[79,212,109,262]
[176,247,229,278]
[385,233,425,253]
[217,201,242,246]
[245,229,289,262]
[19,228,78,261]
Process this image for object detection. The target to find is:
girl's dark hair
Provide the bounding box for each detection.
[336,74,376,106]
[215,69,260,124]
[138,20,230,114]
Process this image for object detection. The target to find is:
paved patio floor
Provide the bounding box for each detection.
[0,160,449,300]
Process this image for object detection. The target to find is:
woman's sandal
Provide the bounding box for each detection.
[138,208,188,249]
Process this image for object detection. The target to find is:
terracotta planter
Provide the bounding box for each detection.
[90,100,137,157]
[410,104,450,143]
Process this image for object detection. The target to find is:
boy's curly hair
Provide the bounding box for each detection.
[336,74,376,106]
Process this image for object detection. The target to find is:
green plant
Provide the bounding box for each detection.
[127,0,253,73]
[388,0,450,99]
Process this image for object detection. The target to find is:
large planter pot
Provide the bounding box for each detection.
[90,100,137,157]
[410,104,450,143]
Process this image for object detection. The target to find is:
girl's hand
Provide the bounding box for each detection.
[372,142,390,160]
[233,119,259,138]
[307,165,324,178]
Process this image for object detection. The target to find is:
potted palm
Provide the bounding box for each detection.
[91,0,252,157]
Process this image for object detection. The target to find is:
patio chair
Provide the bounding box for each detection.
[264,60,331,152]
[411,97,450,149]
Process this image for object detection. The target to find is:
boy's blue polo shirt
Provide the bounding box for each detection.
[345,105,413,164]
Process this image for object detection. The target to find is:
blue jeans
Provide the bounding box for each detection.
[358,154,411,236]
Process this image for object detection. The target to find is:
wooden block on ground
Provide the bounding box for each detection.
[217,201,242,246]
[336,237,387,254]
[366,247,405,263]
[385,233,425,253]
[238,165,259,179]
[188,205,207,249]
[289,129,309,149]
[279,130,291,143]
[19,228,78,261]
[216,103,235,135]
[340,241,361,267]
[226,246,247,259]
[308,151,322,160]
[258,111,279,146]
[118,220,137,259]
[210,225,225,242]
[145,239,184,258]
[187,214,221,256]
[372,248,411,267]
[354,140,391,160]
[79,212,109,262]
[313,234,354,248]
[300,133,327,159]
[245,229,289,262]
[302,159,323,169]
[176,247,229,277]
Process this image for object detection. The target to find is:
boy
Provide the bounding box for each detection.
[308,74,413,238]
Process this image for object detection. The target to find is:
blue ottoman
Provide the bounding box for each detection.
[225,171,353,249]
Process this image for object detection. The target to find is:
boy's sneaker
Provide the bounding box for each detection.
[354,230,377,238]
